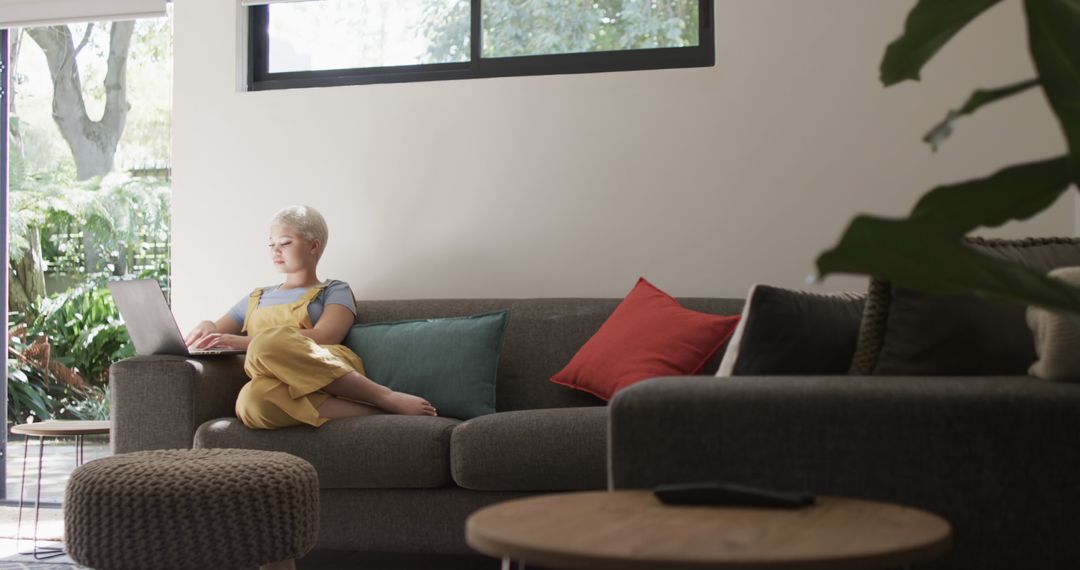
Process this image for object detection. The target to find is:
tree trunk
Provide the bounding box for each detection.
[9,227,47,314]
[82,231,101,275]
[9,29,23,155]
[26,22,135,181]
[27,22,136,282]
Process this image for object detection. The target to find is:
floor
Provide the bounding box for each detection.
[0,510,501,569]
[0,538,502,569]
[0,436,503,569]
[3,435,111,505]
[0,541,502,569]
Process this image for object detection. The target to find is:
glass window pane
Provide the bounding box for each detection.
[267,0,470,73]
[482,0,699,58]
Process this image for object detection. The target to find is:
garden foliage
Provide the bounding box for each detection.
[6,172,170,424]
[421,0,700,61]
[8,16,173,425]
[6,263,167,424]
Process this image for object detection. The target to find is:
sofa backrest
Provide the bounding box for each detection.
[354,297,744,412]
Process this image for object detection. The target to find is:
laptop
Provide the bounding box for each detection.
[108,279,245,356]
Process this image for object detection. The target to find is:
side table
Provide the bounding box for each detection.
[10,419,110,559]
[466,490,952,570]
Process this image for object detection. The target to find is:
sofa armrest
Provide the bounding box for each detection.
[608,375,1080,569]
[110,355,247,453]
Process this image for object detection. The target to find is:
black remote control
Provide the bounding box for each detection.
[653,481,816,509]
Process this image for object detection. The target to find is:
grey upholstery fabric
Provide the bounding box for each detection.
[318,487,533,553]
[110,296,745,554]
[451,407,608,491]
[356,298,743,411]
[66,449,318,570]
[110,354,247,453]
[111,299,744,451]
[852,237,1080,375]
[195,415,460,489]
[609,376,1080,570]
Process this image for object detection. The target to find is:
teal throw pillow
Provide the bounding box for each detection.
[343,310,509,420]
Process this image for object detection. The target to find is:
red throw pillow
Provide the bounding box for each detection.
[551,278,740,401]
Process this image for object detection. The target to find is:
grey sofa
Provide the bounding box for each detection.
[110,297,740,553]
[609,375,1080,570]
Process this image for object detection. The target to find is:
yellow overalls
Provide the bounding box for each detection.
[234,284,366,429]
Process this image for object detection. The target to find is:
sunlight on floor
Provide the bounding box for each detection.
[4,437,111,505]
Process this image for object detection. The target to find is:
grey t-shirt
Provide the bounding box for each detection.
[227,279,357,328]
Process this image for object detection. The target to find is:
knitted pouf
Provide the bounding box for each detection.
[64,448,319,570]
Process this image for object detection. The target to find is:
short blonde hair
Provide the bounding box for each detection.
[270,205,329,256]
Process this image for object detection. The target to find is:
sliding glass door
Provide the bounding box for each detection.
[2,14,171,503]
[2,28,10,498]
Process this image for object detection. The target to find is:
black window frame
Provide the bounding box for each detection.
[247,0,713,91]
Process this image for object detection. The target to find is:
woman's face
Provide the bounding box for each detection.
[269,224,319,273]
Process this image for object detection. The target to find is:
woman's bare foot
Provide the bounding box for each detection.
[373,391,437,416]
[321,371,437,416]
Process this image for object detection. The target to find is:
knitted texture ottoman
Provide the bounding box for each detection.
[64,448,319,570]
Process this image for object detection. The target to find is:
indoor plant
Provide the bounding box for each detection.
[816,0,1080,314]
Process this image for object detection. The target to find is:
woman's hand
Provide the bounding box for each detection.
[185,320,218,347]
[190,333,251,350]
[186,315,244,348]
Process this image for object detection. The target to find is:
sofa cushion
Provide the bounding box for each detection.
[550,278,740,400]
[195,415,461,489]
[344,310,509,420]
[450,407,608,491]
[1028,266,1080,381]
[717,284,866,376]
[850,237,1080,375]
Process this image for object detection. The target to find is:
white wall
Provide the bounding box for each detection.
[171,0,1074,330]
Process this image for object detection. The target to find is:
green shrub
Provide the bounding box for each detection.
[27,278,134,387]
[64,385,111,421]
[8,173,171,422]
[6,323,85,424]
[7,262,168,423]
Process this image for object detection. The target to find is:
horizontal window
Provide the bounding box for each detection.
[264,1,470,72]
[247,0,713,91]
[481,0,701,58]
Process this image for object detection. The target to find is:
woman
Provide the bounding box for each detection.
[184,205,437,429]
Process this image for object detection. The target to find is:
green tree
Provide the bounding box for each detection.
[26,22,135,181]
[9,16,172,311]
[420,0,699,61]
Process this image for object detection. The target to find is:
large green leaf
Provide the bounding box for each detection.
[924,79,1041,151]
[816,216,1080,315]
[816,0,1080,322]
[1025,0,1080,185]
[881,0,1002,86]
[909,155,1072,236]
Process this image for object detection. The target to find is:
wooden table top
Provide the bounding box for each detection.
[466,490,952,570]
[10,420,110,437]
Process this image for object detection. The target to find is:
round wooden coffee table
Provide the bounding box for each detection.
[466,490,951,570]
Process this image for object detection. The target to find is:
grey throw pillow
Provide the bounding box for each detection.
[1028,267,1080,381]
[849,237,1080,376]
[717,284,866,376]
